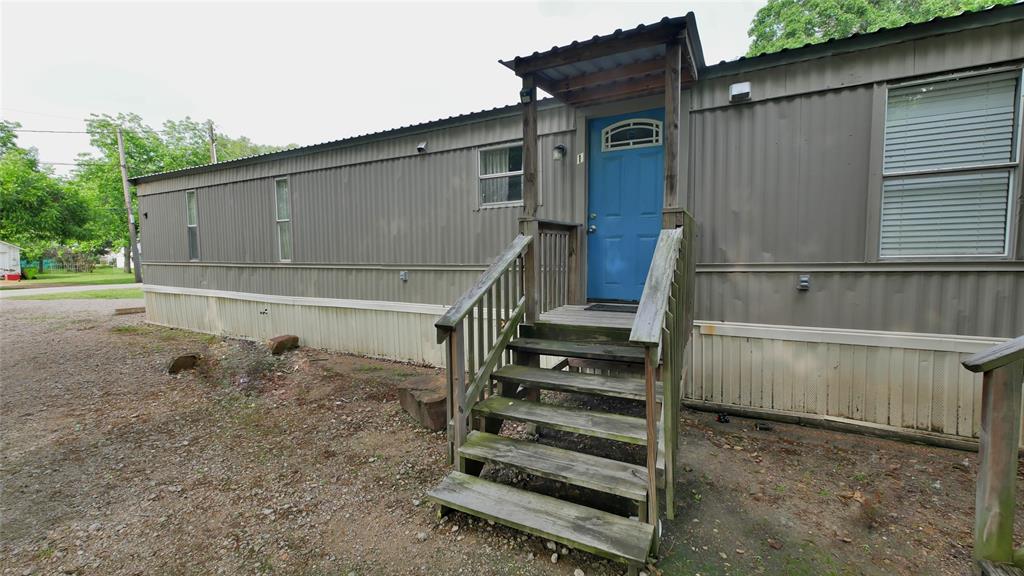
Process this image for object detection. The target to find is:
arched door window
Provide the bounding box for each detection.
[601,119,662,152]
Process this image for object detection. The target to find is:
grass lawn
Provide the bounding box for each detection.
[0,267,136,290]
[8,288,144,301]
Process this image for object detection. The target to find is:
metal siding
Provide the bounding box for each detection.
[139,191,188,262]
[135,105,575,195]
[691,21,1024,111]
[696,270,1024,338]
[691,86,873,263]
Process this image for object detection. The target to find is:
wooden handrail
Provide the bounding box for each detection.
[629,227,683,346]
[436,234,532,343]
[963,335,1024,373]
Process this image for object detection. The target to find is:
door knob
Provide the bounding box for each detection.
[587,224,597,233]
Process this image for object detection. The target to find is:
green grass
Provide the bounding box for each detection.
[1,267,135,290]
[9,288,143,301]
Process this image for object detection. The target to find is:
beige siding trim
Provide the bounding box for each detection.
[687,327,1005,444]
[696,320,1004,354]
[144,284,448,316]
[144,290,445,365]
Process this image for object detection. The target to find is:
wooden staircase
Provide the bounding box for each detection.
[427,218,696,570]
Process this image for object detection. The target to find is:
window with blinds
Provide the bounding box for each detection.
[881,71,1020,257]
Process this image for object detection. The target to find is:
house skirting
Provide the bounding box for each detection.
[144,285,1007,447]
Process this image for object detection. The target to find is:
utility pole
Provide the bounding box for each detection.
[207,120,218,163]
[116,127,144,284]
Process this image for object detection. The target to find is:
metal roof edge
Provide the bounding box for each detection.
[684,12,706,73]
[702,2,1024,80]
[130,99,565,185]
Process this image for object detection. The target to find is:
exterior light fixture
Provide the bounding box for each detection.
[552,144,566,161]
[416,142,427,153]
[519,88,532,104]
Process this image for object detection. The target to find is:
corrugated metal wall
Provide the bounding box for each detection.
[691,19,1024,110]
[696,270,1023,338]
[690,86,874,262]
[136,104,575,195]
[140,191,188,262]
[140,133,576,268]
[142,264,481,304]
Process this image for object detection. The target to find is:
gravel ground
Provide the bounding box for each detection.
[1,298,1018,575]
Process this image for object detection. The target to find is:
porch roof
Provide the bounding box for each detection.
[499,14,704,107]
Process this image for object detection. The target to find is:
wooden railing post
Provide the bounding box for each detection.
[449,325,469,473]
[975,360,1024,563]
[520,218,539,324]
[963,335,1024,567]
[644,345,660,531]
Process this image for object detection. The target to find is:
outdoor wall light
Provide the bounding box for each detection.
[519,88,532,104]
[552,144,566,161]
[416,142,427,153]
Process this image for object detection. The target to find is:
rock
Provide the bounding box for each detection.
[550,553,558,563]
[397,375,447,431]
[546,541,556,551]
[526,552,534,560]
[574,569,585,576]
[561,547,568,555]
[450,525,459,532]
[268,334,299,355]
[416,532,428,542]
[87,522,101,532]
[166,353,200,374]
[412,498,421,507]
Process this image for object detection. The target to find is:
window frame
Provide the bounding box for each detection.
[274,177,293,262]
[477,141,528,209]
[877,67,1023,260]
[601,118,663,152]
[185,189,199,261]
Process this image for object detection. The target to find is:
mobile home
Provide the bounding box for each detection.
[132,5,1024,566]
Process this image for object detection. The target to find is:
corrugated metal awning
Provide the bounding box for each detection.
[500,14,704,106]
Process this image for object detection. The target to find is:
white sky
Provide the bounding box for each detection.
[1,0,765,174]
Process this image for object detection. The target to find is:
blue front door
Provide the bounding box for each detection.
[586,109,665,302]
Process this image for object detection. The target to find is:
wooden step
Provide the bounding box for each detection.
[459,431,648,502]
[474,396,647,445]
[428,471,654,566]
[493,365,663,402]
[508,338,646,364]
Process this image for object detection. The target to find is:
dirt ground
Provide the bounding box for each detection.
[1,299,1019,575]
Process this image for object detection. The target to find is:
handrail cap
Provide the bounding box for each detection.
[962,334,1024,373]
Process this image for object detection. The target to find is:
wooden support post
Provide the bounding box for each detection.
[975,359,1024,563]
[116,127,143,284]
[662,40,681,229]
[520,74,540,324]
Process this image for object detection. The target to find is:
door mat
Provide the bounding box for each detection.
[584,303,638,313]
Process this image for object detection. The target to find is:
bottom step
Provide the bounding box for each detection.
[428,471,654,566]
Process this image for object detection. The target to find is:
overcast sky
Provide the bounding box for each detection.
[2,0,765,174]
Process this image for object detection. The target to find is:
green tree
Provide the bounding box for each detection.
[0,121,91,269]
[747,0,1016,56]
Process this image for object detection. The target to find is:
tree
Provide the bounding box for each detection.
[0,121,91,270]
[747,0,1016,56]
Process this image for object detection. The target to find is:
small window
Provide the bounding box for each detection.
[185,190,199,261]
[602,119,662,152]
[479,144,523,206]
[880,71,1020,257]
[275,178,292,261]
